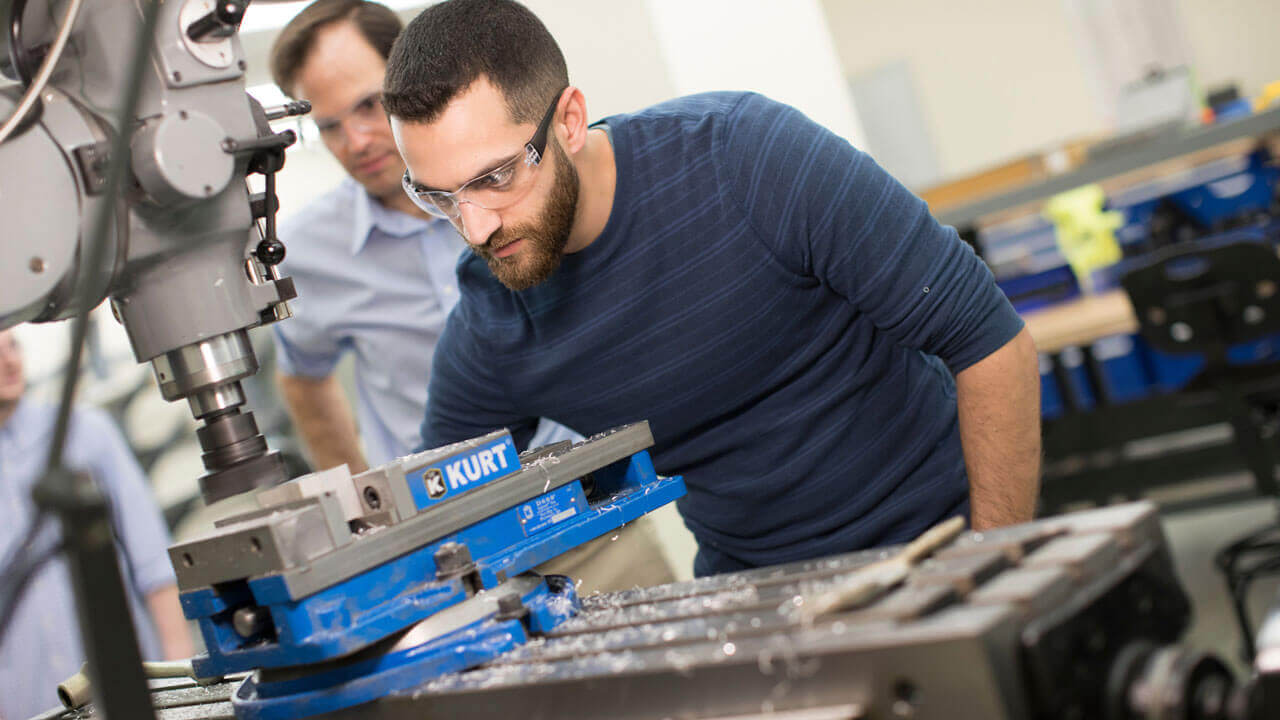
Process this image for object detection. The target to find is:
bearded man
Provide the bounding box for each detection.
[385,0,1042,576]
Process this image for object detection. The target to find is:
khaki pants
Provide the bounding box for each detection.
[535,513,677,595]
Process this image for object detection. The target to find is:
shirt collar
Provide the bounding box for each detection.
[349,179,438,254]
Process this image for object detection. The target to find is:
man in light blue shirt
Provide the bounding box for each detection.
[269,0,458,472]
[0,330,192,720]
[268,0,676,589]
[273,176,462,468]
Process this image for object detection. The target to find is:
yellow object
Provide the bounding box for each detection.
[1043,184,1124,293]
[1256,80,1280,112]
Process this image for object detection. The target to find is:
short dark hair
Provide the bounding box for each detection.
[383,0,568,125]
[270,0,403,97]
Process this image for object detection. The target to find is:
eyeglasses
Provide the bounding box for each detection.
[401,87,566,222]
[313,92,385,145]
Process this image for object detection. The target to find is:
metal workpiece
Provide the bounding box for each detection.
[256,465,366,522]
[170,495,352,590]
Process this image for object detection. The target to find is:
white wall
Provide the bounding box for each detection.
[820,0,1104,183]
[1179,0,1280,101]
[643,0,866,147]
[820,0,1280,184]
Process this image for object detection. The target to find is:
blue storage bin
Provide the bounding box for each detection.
[1111,151,1280,248]
[997,265,1080,314]
[1040,354,1065,420]
[1092,334,1152,404]
[1058,346,1098,411]
[1137,332,1280,393]
[1139,337,1206,393]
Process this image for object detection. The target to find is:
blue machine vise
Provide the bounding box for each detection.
[168,422,684,719]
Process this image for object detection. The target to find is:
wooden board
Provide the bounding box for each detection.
[1021,290,1139,354]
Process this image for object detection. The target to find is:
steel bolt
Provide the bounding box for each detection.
[232,607,267,638]
[494,593,526,621]
[433,542,473,578]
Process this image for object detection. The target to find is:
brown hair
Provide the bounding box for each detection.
[383,0,568,125]
[269,0,403,97]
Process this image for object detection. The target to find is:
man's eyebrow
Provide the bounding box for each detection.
[411,153,521,193]
[312,90,381,125]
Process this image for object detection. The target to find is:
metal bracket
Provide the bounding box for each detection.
[72,142,110,195]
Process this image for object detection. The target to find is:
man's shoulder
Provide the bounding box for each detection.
[613,92,780,131]
[609,92,796,166]
[633,92,755,120]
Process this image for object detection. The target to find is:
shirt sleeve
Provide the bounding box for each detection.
[271,221,347,378]
[418,291,539,452]
[721,93,1023,373]
[77,407,175,595]
[271,307,344,379]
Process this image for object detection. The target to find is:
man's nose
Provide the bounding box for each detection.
[456,202,501,247]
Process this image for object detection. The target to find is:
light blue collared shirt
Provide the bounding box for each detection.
[272,180,467,465]
[0,398,173,720]
[274,179,580,464]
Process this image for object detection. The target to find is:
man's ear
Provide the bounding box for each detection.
[558,87,589,155]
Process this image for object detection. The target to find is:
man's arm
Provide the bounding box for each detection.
[277,372,369,473]
[955,327,1041,529]
[145,585,194,659]
[721,95,1041,528]
[420,298,538,451]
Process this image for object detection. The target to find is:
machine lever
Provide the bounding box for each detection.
[186,0,247,42]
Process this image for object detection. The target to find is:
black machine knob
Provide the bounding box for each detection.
[186,0,248,42]
[255,239,286,266]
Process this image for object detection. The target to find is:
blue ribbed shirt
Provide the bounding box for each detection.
[421,92,1024,575]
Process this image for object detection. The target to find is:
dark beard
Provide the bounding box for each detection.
[475,140,579,291]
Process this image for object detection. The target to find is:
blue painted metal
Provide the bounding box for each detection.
[187,446,684,679]
[406,433,521,510]
[231,575,580,720]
